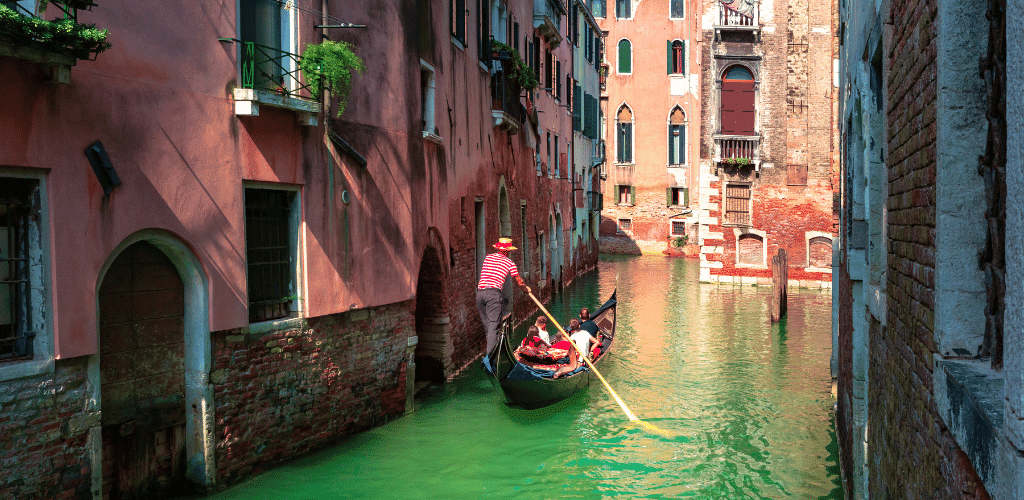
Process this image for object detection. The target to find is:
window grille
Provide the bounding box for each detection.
[618,218,632,232]
[245,188,296,323]
[724,184,751,226]
[0,179,37,361]
[671,221,686,236]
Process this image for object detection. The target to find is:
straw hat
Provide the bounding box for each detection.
[493,237,517,251]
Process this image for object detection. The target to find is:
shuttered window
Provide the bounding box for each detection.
[668,107,685,165]
[616,0,631,19]
[724,184,751,226]
[451,0,466,45]
[618,39,631,74]
[670,0,684,18]
[667,40,684,74]
[721,65,756,135]
[616,105,633,163]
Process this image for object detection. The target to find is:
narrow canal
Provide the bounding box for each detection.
[203,255,842,499]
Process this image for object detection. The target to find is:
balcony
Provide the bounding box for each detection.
[220,38,321,126]
[714,135,761,171]
[0,1,110,83]
[533,0,565,48]
[491,63,523,134]
[587,190,604,213]
[713,1,760,41]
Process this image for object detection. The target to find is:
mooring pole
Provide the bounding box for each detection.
[771,248,788,323]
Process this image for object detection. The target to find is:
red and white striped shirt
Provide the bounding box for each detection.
[477,253,520,289]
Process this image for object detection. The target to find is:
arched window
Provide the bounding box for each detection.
[616,105,633,163]
[668,107,685,165]
[808,236,833,269]
[668,40,684,74]
[720,65,756,136]
[617,39,632,74]
[738,234,764,266]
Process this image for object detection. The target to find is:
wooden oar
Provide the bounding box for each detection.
[524,290,650,426]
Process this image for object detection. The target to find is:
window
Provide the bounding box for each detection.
[617,39,631,74]
[670,0,684,18]
[556,60,562,100]
[724,184,751,226]
[546,132,551,176]
[617,218,632,233]
[721,65,756,136]
[616,105,633,163]
[0,178,43,363]
[668,107,685,165]
[239,0,294,91]
[245,187,300,323]
[616,185,634,205]
[737,233,764,265]
[616,0,631,19]
[553,135,560,178]
[573,82,582,131]
[668,187,688,207]
[668,40,684,74]
[478,0,490,62]
[808,236,833,269]
[451,0,467,45]
[420,60,439,141]
[592,0,605,18]
[671,220,686,236]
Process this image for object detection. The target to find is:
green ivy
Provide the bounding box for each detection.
[0,4,111,58]
[673,235,689,247]
[723,157,752,166]
[490,40,538,92]
[299,40,365,117]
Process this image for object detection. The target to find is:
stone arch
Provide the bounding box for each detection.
[734,227,767,267]
[497,177,511,238]
[414,228,450,384]
[90,229,213,497]
[806,231,834,270]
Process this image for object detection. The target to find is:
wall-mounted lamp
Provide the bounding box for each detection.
[84,141,120,195]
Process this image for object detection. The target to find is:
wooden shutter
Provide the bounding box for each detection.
[667,40,672,74]
[666,188,673,206]
[721,79,755,135]
[629,186,636,205]
[618,39,630,73]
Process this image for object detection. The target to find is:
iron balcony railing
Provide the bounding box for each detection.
[491,62,524,130]
[220,38,316,101]
[714,135,760,164]
[716,1,759,27]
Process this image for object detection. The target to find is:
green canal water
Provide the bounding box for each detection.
[204,255,842,499]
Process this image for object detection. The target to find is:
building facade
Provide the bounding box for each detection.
[0,0,599,498]
[696,0,838,287]
[594,0,703,255]
[835,0,1024,497]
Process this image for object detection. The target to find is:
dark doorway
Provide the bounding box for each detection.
[414,245,449,386]
[98,241,186,499]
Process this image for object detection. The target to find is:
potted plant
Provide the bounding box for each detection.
[299,39,366,117]
[722,157,752,166]
[489,40,538,92]
[0,4,111,59]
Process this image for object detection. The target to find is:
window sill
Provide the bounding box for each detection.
[232,88,321,126]
[244,316,306,339]
[804,266,832,274]
[422,131,444,144]
[0,357,55,383]
[451,37,466,50]
[667,164,688,169]
[735,262,767,269]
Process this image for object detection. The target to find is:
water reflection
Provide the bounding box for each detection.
[198,255,842,500]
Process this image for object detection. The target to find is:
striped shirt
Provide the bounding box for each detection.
[477,252,520,289]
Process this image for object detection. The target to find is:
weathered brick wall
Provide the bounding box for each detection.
[211,301,413,486]
[598,188,692,255]
[870,0,989,496]
[834,259,855,500]
[0,357,97,500]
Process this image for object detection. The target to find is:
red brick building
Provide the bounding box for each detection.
[835,0,1023,497]
[0,0,599,497]
[696,0,838,287]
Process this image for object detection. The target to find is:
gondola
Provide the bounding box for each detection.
[488,291,617,410]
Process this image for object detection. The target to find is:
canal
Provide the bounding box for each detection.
[203,255,842,499]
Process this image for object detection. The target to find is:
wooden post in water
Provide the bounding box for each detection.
[771,248,788,323]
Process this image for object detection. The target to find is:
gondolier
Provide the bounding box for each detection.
[477,237,530,370]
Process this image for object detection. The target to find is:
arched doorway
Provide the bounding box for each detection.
[98,241,187,499]
[413,243,449,386]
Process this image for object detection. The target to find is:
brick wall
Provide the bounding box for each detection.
[868,0,989,495]
[0,358,97,500]
[834,260,854,500]
[210,301,414,486]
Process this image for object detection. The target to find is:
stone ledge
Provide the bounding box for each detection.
[934,357,1007,499]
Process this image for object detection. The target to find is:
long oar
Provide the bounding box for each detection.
[525,290,662,432]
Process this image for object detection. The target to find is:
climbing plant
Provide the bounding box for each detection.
[490,40,538,92]
[299,40,365,117]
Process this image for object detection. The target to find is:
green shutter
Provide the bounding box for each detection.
[612,185,619,204]
[667,40,672,74]
[630,186,636,205]
[618,39,630,74]
[666,188,673,206]
[683,188,689,207]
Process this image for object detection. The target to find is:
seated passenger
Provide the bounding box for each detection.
[534,316,551,345]
[553,326,600,379]
[521,325,545,348]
